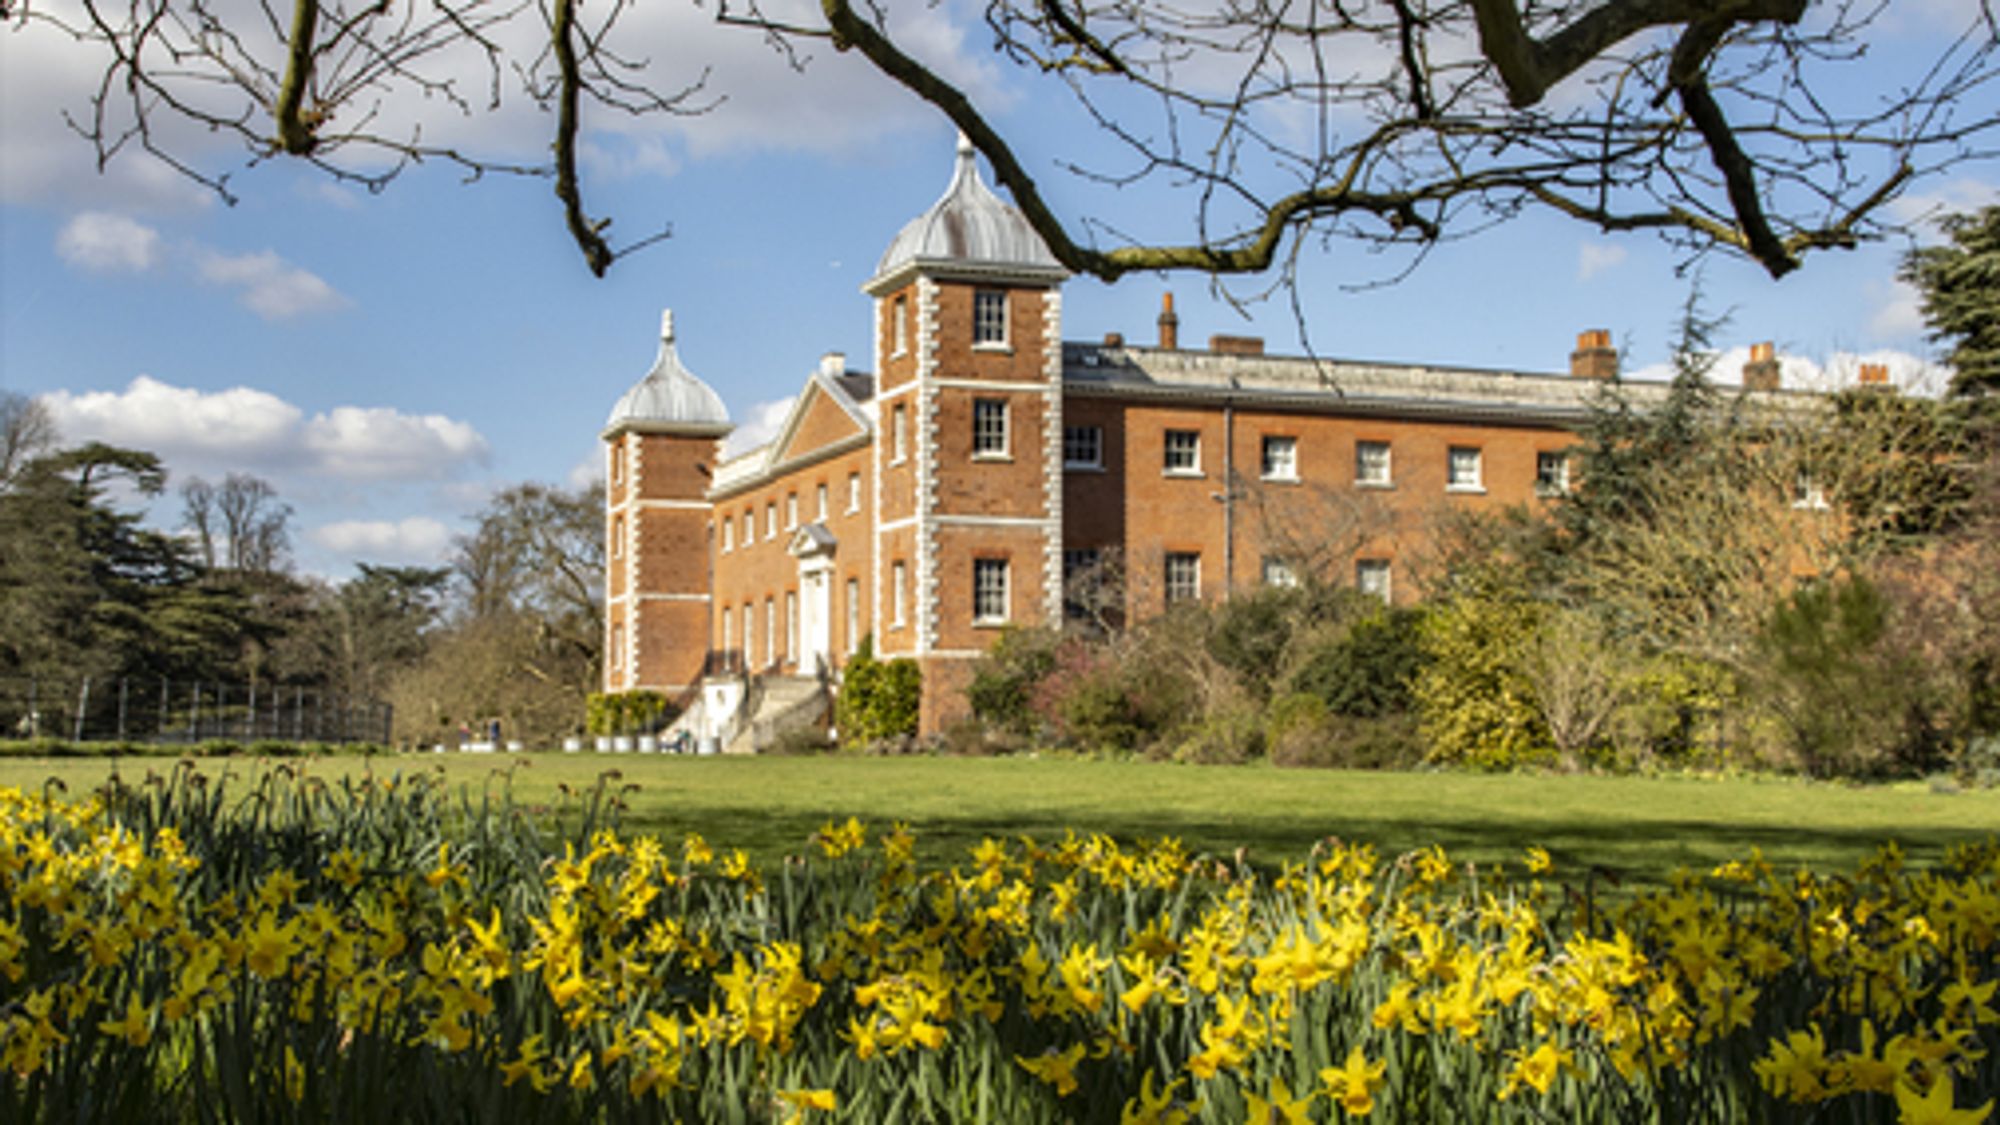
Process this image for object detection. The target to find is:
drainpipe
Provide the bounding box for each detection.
[1220,388,1237,600]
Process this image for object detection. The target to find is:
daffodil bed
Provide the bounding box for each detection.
[1,767,1995,1123]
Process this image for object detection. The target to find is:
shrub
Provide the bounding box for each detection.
[1169,702,1266,765]
[585,690,674,736]
[836,637,922,749]
[1412,594,1551,770]
[1755,575,1942,779]
[1288,607,1426,718]
[967,627,1061,735]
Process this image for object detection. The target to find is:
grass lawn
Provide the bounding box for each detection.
[5,751,1996,887]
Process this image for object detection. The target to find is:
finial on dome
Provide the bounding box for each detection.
[660,308,675,343]
[956,131,975,158]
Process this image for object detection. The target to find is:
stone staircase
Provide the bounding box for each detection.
[722,673,829,755]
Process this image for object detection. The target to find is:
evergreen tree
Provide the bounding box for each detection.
[1900,205,2000,402]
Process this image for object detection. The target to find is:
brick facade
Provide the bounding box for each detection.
[602,149,1811,738]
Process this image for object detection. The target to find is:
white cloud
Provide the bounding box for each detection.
[1577,241,1627,281]
[56,212,161,273]
[197,249,347,320]
[568,454,606,490]
[1887,178,2000,230]
[307,517,456,565]
[1869,280,1928,340]
[302,407,490,480]
[1625,346,1951,396]
[721,396,796,459]
[40,375,303,462]
[40,376,488,482]
[0,15,219,210]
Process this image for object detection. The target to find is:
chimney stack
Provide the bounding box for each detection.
[1569,329,1617,379]
[1158,293,1180,351]
[1104,331,1125,347]
[1209,335,1264,356]
[1857,362,1893,391]
[819,352,846,378]
[1742,342,1781,392]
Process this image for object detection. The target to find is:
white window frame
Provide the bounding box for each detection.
[721,518,733,553]
[1164,552,1201,604]
[891,405,909,464]
[610,444,623,485]
[1356,559,1392,603]
[1063,426,1103,471]
[611,514,624,559]
[721,608,732,655]
[1163,430,1202,476]
[972,289,1008,349]
[610,623,624,670]
[744,603,755,666]
[891,561,908,628]
[816,483,829,522]
[845,578,860,655]
[847,472,861,513]
[972,399,1009,459]
[1262,556,1298,588]
[1356,441,1392,488]
[973,558,1009,625]
[785,590,798,661]
[1793,473,1829,510]
[1535,451,1571,497]
[786,493,799,529]
[742,510,753,544]
[1261,435,1298,481]
[765,503,777,540]
[1447,446,1485,493]
[764,597,776,667]
[892,294,909,357]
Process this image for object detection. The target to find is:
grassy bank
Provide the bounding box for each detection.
[2,752,1994,886]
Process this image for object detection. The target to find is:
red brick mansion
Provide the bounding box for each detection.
[601,138,1832,747]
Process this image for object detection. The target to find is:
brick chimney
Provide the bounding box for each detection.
[1209,334,1264,356]
[1857,362,1894,391]
[1104,331,1125,347]
[1742,342,1781,392]
[1569,329,1617,379]
[1157,293,1179,351]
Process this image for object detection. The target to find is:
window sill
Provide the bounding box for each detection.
[972,617,1010,629]
[1356,480,1394,490]
[972,342,1013,355]
[1446,484,1487,495]
[1261,473,1299,484]
[972,452,1013,463]
[1064,463,1106,473]
[1163,468,1204,479]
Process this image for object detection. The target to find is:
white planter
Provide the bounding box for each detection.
[637,736,659,754]
[595,737,613,752]
[506,741,525,753]
[612,736,634,753]
[562,738,583,753]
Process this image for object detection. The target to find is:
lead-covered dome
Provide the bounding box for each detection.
[603,309,731,438]
[865,136,1067,295]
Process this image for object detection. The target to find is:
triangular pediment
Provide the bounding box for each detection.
[787,523,838,558]
[770,376,869,467]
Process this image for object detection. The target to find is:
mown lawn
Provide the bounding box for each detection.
[4,751,1996,886]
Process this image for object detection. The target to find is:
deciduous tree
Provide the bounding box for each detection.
[14,0,1994,278]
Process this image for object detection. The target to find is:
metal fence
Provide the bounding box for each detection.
[0,677,392,745]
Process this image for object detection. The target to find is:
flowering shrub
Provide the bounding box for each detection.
[1,765,1995,1122]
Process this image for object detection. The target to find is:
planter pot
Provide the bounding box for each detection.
[562,738,583,753]
[612,736,634,753]
[636,736,659,754]
[595,737,612,752]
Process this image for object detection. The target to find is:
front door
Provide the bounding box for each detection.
[799,564,833,675]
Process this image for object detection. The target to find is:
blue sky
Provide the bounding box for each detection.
[2,1,1993,579]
